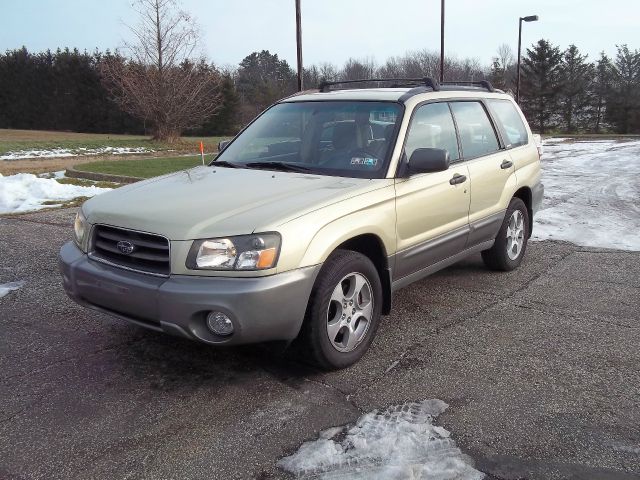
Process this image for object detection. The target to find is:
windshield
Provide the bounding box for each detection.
[214,101,403,178]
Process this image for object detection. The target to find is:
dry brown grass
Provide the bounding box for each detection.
[0,128,228,175]
[0,151,195,175]
[0,129,147,142]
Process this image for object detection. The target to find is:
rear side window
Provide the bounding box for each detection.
[488,99,528,148]
[450,102,500,159]
[405,102,460,162]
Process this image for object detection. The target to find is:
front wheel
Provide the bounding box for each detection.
[482,197,530,271]
[296,250,382,370]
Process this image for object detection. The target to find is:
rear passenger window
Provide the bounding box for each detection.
[449,102,500,159]
[405,102,460,162]
[488,99,528,148]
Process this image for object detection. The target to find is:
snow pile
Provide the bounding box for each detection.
[278,400,484,479]
[534,138,640,251]
[0,173,110,214]
[0,281,26,299]
[0,146,151,160]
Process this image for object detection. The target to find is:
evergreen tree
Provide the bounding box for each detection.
[589,53,613,133]
[236,50,296,124]
[559,44,593,132]
[606,44,640,133]
[520,39,564,133]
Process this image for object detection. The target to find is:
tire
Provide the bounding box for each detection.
[481,197,530,271]
[296,249,383,370]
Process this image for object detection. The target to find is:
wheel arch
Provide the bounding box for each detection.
[513,186,533,237]
[336,234,393,315]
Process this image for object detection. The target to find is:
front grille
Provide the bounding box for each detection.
[90,225,170,276]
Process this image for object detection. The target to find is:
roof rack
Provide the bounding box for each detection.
[440,80,495,92]
[318,77,440,93]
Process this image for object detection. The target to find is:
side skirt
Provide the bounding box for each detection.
[391,239,494,292]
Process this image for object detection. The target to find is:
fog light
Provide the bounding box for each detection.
[206,311,234,336]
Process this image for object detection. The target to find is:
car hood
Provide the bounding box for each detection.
[83,166,389,240]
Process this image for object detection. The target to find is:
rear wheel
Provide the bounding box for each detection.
[297,250,382,370]
[482,197,530,271]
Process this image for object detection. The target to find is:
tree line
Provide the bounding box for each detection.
[0,42,638,137]
[490,40,640,134]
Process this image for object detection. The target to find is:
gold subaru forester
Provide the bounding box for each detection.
[60,78,543,369]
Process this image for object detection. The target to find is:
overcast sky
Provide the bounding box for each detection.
[1,0,638,69]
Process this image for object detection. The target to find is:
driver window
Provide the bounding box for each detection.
[405,103,459,162]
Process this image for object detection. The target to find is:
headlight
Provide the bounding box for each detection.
[187,233,281,270]
[73,210,87,249]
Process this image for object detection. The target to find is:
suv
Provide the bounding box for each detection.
[60,78,543,369]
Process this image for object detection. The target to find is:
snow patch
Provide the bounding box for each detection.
[37,170,66,179]
[534,138,640,251]
[0,281,26,299]
[278,400,484,479]
[0,173,111,214]
[0,146,152,160]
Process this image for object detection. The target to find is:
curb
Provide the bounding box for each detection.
[65,167,142,184]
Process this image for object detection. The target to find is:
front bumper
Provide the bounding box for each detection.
[59,242,320,345]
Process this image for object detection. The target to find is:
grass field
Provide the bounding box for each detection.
[74,155,215,179]
[0,129,228,156]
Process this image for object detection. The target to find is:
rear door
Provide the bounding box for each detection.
[449,100,517,247]
[486,98,540,171]
[394,102,470,280]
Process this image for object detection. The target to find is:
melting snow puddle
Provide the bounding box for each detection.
[0,281,26,299]
[278,400,484,479]
[533,138,640,251]
[0,146,152,160]
[0,173,111,214]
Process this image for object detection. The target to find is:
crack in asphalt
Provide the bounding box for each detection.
[348,247,578,400]
[302,377,365,414]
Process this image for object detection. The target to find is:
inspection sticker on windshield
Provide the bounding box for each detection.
[351,156,378,167]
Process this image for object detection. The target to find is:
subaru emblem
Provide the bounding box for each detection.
[116,240,135,255]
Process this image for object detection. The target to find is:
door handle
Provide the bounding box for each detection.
[449,173,467,185]
[500,159,513,169]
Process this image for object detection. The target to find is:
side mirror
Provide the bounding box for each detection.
[408,148,450,175]
[218,140,231,152]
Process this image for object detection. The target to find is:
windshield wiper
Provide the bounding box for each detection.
[211,160,242,168]
[245,161,312,173]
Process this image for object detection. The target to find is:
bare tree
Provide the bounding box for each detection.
[101,0,221,142]
[490,44,516,91]
[496,43,515,69]
[341,57,376,81]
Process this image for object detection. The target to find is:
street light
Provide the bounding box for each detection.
[516,14,538,104]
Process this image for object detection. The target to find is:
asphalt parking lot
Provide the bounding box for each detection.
[1,207,639,480]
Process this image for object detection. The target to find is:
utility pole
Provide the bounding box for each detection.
[440,0,445,83]
[295,0,303,91]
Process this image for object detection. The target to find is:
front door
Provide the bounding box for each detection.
[394,102,470,280]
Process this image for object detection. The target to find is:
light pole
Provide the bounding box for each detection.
[295,0,303,91]
[440,0,445,83]
[516,14,538,104]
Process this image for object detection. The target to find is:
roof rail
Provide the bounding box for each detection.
[318,77,440,93]
[440,80,495,92]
